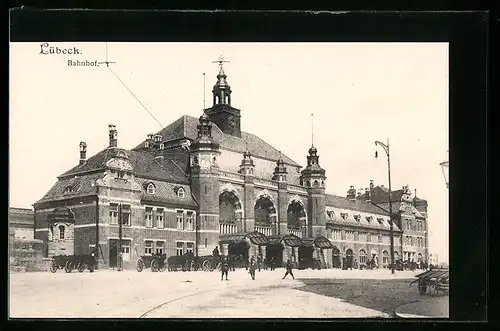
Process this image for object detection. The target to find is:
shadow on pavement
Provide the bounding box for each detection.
[296,278,446,317]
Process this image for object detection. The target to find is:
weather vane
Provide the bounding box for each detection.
[212,55,230,67]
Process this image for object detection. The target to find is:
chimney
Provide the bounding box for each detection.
[108,124,118,147]
[79,142,87,165]
[364,188,371,203]
[145,133,154,148]
[347,185,356,201]
[369,180,374,189]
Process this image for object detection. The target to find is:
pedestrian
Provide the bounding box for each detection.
[257,255,262,272]
[213,246,220,257]
[270,257,275,271]
[249,257,257,280]
[282,259,295,279]
[220,256,229,281]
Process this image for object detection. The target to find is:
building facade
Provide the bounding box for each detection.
[9,207,35,240]
[33,63,429,269]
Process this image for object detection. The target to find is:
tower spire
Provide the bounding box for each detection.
[311,113,314,147]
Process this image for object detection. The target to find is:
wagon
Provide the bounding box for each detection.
[166,252,223,272]
[136,253,167,272]
[410,267,449,296]
[49,254,97,273]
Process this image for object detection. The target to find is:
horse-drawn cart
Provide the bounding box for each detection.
[166,252,223,272]
[410,267,449,296]
[49,254,96,273]
[136,253,167,272]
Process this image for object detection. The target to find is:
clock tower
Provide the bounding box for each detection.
[204,56,242,138]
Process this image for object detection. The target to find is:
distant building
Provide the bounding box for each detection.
[9,207,34,240]
[33,62,429,269]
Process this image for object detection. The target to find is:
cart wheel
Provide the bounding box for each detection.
[77,263,86,273]
[136,259,144,272]
[216,262,222,272]
[202,260,211,272]
[64,260,73,273]
[49,260,58,273]
[151,259,159,272]
[418,282,428,295]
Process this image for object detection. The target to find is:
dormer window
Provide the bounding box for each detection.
[354,214,361,222]
[340,213,348,220]
[366,216,373,223]
[147,183,156,194]
[177,187,185,199]
[377,217,384,225]
[63,186,74,194]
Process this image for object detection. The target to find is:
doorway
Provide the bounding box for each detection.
[109,239,118,268]
[266,244,283,267]
[298,246,314,268]
[332,247,341,269]
[228,242,249,268]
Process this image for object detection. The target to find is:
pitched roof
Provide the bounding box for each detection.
[134,115,300,167]
[137,178,197,207]
[35,172,105,204]
[325,194,387,215]
[59,147,189,183]
[9,207,33,215]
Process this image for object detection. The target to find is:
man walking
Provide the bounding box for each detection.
[221,256,229,281]
[249,256,257,280]
[282,259,295,279]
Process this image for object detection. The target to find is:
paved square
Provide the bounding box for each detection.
[9,268,448,318]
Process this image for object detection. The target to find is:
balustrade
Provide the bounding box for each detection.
[254,226,272,236]
[219,223,238,234]
[287,228,302,238]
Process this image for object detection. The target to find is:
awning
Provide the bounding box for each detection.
[281,234,303,247]
[314,236,335,249]
[267,235,284,246]
[246,231,269,246]
[301,239,314,248]
[219,234,246,244]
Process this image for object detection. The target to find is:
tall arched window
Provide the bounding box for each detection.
[359,249,367,264]
[59,225,65,240]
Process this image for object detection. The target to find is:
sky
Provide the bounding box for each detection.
[9,42,449,263]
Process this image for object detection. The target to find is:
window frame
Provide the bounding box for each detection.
[176,211,184,230]
[58,225,65,240]
[109,203,119,225]
[121,204,131,226]
[145,207,153,228]
[176,242,184,256]
[147,183,155,195]
[177,187,185,199]
[144,240,153,255]
[156,208,164,228]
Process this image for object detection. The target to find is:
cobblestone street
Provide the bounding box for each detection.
[9,268,448,319]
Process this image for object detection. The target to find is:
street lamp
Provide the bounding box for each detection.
[439,160,449,189]
[375,139,395,274]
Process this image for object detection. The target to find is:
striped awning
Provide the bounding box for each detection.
[313,236,335,249]
[246,231,269,246]
[281,234,303,247]
[267,235,284,246]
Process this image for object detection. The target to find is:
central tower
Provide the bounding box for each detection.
[204,56,242,138]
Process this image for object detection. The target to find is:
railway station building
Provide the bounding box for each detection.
[33,63,429,270]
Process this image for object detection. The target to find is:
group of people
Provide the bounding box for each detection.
[215,247,295,281]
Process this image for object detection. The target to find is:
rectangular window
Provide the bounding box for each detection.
[121,204,131,226]
[145,240,153,255]
[378,235,382,243]
[177,211,184,230]
[156,208,164,228]
[359,254,367,264]
[186,212,194,231]
[156,241,164,255]
[121,240,131,261]
[333,230,341,240]
[366,233,371,243]
[176,242,184,256]
[145,207,153,228]
[186,242,194,254]
[109,203,119,224]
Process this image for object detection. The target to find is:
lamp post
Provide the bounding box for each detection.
[439,160,449,189]
[375,138,395,274]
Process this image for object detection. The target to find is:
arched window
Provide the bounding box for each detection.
[313,180,319,187]
[147,183,155,194]
[382,250,389,264]
[64,186,74,194]
[177,187,185,198]
[306,180,311,187]
[359,249,367,264]
[59,225,65,240]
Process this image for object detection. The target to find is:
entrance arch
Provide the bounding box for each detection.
[254,196,276,235]
[287,196,306,232]
[219,190,243,234]
[332,246,341,269]
[345,248,354,269]
[371,248,379,266]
